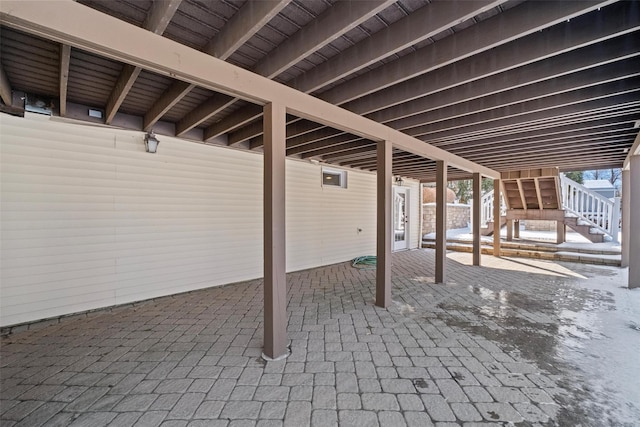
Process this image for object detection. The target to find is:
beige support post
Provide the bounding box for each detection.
[493,179,501,257]
[472,173,481,266]
[435,160,447,283]
[621,168,630,268]
[376,140,392,307]
[506,219,513,241]
[514,220,520,239]
[556,221,566,244]
[629,156,640,289]
[263,102,288,360]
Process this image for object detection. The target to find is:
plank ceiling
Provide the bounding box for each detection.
[1,0,638,181]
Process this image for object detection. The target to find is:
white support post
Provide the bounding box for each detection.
[629,156,640,289]
[263,102,288,360]
[611,196,620,244]
[621,169,630,268]
[435,160,447,283]
[493,179,501,257]
[472,173,481,266]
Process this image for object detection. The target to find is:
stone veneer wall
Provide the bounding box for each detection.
[422,203,470,235]
[523,220,557,231]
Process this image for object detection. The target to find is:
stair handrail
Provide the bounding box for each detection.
[559,174,619,241]
[480,189,506,226]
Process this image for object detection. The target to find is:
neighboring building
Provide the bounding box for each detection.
[583,180,617,199]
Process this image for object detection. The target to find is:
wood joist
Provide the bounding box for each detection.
[501,168,561,211]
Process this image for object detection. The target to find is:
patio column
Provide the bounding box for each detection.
[263,102,288,359]
[621,168,630,268]
[472,172,481,266]
[493,178,501,256]
[376,140,392,308]
[556,221,566,244]
[435,160,447,283]
[629,155,640,289]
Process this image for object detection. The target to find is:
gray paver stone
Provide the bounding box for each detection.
[220,401,262,420]
[463,386,494,403]
[193,401,224,419]
[513,402,551,422]
[361,393,399,411]
[338,410,379,427]
[337,393,361,410]
[312,386,336,409]
[284,401,311,427]
[133,411,168,427]
[378,411,407,427]
[167,393,205,419]
[380,379,416,394]
[486,386,529,403]
[422,394,456,421]
[109,412,143,426]
[68,411,118,427]
[259,402,286,419]
[311,409,338,427]
[451,402,483,421]
[475,402,524,422]
[404,411,434,427]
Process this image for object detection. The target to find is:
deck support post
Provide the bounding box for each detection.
[506,220,513,241]
[629,156,640,289]
[493,179,501,256]
[472,173,481,266]
[556,221,566,244]
[514,220,520,239]
[376,140,392,307]
[435,160,447,283]
[263,102,288,360]
[621,169,630,268]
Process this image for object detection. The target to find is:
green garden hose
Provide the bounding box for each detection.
[352,255,377,269]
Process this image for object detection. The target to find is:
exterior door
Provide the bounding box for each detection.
[393,187,409,251]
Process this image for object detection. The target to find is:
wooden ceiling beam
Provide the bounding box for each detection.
[203,0,291,59]
[58,44,70,116]
[288,9,640,148]
[175,94,236,136]
[0,62,13,106]
[143,81,194,131]
[428,102,640,146]
[145,1,290,132]
[390,57,640,131]
[290,0,504,93]
[451,132,636,159]
[410,85,640,140]
[294,140,371,158]
[104,0,182,124]
[322,0,614,106]
[431,116,640,157]
[0,0,499,178]
[206,0,395,141]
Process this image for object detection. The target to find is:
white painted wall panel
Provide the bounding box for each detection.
[1,113,421,326]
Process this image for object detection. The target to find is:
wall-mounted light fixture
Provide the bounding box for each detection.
[394,176,404,186]
[144,131,159,153]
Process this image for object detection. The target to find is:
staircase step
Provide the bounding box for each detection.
[420,240,620,266]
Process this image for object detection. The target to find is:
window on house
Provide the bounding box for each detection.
[322,168,347,188]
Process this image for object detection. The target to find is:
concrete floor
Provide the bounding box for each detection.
[1,250,638,426]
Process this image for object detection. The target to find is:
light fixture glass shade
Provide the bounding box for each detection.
[145,132,159,153]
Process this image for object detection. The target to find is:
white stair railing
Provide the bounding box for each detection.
[559,175,620,242]
[480,190,506,226]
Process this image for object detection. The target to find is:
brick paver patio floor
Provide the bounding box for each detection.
[1,249,638,426]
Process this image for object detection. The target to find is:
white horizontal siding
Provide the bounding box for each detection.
[1,113,420,326]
